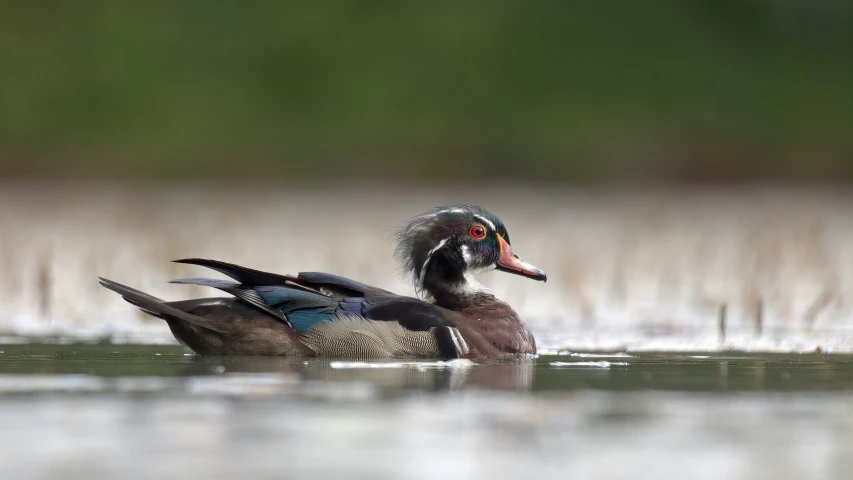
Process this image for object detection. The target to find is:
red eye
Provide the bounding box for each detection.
[469,224,486,240]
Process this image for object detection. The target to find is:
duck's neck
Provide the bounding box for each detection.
[419,250,495,310]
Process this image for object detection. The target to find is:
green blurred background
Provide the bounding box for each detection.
[1,1,851,183]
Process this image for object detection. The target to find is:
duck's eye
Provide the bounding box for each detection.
[469,224,486,240]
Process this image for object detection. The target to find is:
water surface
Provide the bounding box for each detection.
[1,343,852,393]
[2,344,852,480]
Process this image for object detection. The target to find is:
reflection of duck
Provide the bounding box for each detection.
[176,357,537,393]
[300,359,536,392]
[99,206,546,359]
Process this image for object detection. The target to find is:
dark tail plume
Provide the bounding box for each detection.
[98,277,230,333]
[172,258,297,287]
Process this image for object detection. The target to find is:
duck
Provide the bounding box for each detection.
[98,205,547,359]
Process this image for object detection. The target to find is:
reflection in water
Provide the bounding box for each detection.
[176,356,538,393]
[2,344,853,394]
[306,359,537,392]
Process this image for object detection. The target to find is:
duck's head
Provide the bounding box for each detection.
[395,206,546,304]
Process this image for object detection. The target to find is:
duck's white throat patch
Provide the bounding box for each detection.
[462,267,493,294]
[459,244,494,293]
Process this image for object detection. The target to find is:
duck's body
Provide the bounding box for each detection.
[99,206,546,359]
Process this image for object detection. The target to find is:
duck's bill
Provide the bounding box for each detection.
[495,234,547,282]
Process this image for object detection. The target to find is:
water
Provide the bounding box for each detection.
[4,183,851,478]
[2,344,853,479]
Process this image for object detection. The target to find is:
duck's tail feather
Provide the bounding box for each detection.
[97,277,230,333]
[172,258,296,286]
[172,258,328,294]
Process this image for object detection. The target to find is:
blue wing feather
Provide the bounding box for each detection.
[286,308,338,333]
[255,286,333,310]
[253,286,340,333]
[336,297,366,315]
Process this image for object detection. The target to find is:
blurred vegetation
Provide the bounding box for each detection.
[1,1,852,183]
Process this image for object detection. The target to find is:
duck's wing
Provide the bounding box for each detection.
[173,258,392,297]
[172,259,468,358]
